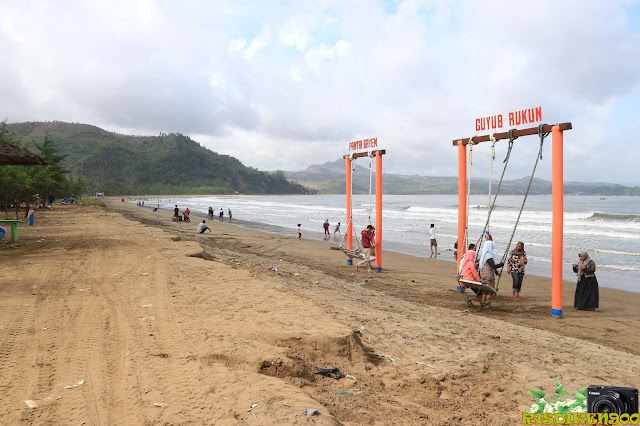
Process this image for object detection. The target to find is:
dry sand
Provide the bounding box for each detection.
[1,200,639,425]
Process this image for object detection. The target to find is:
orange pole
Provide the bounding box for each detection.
[345,157,353,264]
[375,152,383,271]
[457,141,467,290]
[551,126,563,318]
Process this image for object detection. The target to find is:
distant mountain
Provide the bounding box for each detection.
[285,159,640,195]
[6,121,314,195]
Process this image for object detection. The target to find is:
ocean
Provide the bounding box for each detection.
[138,194,640,293]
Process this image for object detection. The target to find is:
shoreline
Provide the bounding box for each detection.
[133,198,635,294]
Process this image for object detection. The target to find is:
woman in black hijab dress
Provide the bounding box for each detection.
[573,251,599,311]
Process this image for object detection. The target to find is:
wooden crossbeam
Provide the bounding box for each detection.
[452,123,572,146]
[343,150,386,159]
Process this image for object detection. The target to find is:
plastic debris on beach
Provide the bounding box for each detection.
[302,409,318,416]
[65,380,85,389]
[336,391,354,396]
[24,400,38,408]
[269,267,278,272]
[314,368,345,379]
[153,403,168,408]
[142,304,153,308]
[247,403,258,412]
[77,288,90,292]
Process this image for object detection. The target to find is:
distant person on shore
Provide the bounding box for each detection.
[429,224,438,258]
[197,220,211,234]
[478,235,504,307]
[228,209,232,222]
[323,219,330,235]
[356,225,375,271]
[173,205,180,221]
[507,242,528,297]
[208,207,213,219]
[573,251,599,311]
[219,208,224,222]
[185,208,190,219]
[334,222,341,237]
[297,224,302,239]
[453,240,458,260]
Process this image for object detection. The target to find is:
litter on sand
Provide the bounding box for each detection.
[314,368,345,379]
[65,380,85,389]
[24,400,38,408]
[77,288,91,292]
[302,409,319,416]
[153,403,168,408]
[336,391,354,396]
[269,267,278,272]
[142,304,153,308]
[247,403,258,412]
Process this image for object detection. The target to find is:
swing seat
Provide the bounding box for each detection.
[339,247,366,260]
[457,279,496,294]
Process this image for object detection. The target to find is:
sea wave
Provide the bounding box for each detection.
[597,264,640,272]
[586,212,640,222]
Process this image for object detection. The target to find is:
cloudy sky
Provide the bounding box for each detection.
[2,0,640,185]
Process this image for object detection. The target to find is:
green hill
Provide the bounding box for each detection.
[6,121,313,196]
[286,159,640,195]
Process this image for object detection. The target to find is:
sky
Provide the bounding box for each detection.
[1,0,640,186]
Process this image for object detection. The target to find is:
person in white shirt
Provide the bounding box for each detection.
[197,220,211,234]
[429,223,438,258]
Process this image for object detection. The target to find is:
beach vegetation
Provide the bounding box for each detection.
[0,122,87,212]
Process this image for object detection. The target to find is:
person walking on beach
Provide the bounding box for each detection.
[297,224,302,239]
[219,208,224,222]
[429,224,438,258]
[197,220,211,234]
[334,222,341,237]
[573,251,599,311]
[507,242,528,297]
[356,225,376,271]
[478,235,504,307]
[173,205,180,221]
[323,219,330,235]
[208,207,213,219]
[228,209,232,222]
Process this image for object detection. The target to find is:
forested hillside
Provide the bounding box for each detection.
[7,122,313,195]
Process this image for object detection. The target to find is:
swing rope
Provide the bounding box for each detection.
[493,124,549,293]
[487,133,496,235]
[474,129,518,252]
[368,151,373,225]
[463,137,474,251]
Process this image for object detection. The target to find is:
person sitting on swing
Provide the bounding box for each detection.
[478,234,504,306]
[355,225,375,271]
[459,243,481,293]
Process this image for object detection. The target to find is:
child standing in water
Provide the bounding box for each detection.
[297,224,302,239]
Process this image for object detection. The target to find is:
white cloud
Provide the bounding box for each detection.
[280,15,314,52]
[304,40,350,69]
[228,38,247,53]
[244,25,271,59]
[0,0,639,184]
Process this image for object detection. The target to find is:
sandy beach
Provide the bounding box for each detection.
[1,200,639,425]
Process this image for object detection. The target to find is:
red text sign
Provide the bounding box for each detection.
[476,107,542,132]
[348,137,378,151]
